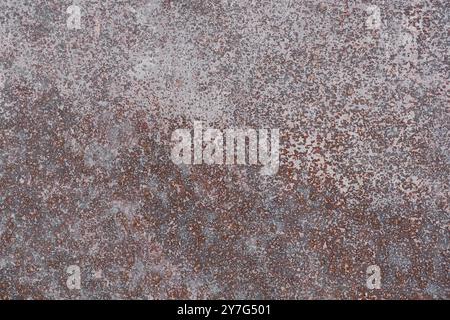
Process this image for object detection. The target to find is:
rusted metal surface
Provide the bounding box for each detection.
[0,1,448,299]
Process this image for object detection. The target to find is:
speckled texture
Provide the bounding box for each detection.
[0,0,448,299]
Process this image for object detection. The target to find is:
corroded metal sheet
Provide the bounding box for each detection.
[0,0,448,299]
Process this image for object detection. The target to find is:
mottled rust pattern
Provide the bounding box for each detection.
[0,1,448,299]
